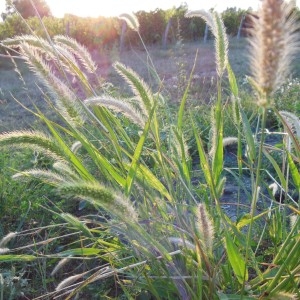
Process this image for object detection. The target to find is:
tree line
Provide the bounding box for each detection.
[1,0,299,52]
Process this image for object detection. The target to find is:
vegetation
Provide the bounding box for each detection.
[2,0,51,20]
[0,0,300,299]
[0,3,255,51]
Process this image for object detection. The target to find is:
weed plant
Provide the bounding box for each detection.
[0,0,300,299]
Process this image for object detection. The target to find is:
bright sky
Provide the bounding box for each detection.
[0,0,299,18]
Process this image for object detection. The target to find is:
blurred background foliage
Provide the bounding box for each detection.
[3,0,297,52]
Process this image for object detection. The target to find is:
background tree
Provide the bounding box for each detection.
[222,7,246,37]
[3,0,51,20]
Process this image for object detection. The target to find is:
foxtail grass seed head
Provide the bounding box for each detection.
[270,292,298,299]
[12,169,67,185]
[168,237,196,251]
[196,204,214,253]
[85,96,146,128]
[279,110,300,138]
[55,273,84,291]
[71,141,82,153]
[59,183,138,223]
[222,137,238,147]
[269,182,279,196]
[186,10,228,77]
[51,257,72,276]
[0,232,17,247]
[119,13,140,31]
[0,248,10,254]
[289,215,298,231]
[54,35,97,73]
[248,0,300,106]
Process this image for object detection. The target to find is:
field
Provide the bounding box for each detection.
[0,39,251,132]
[1,38,299,132]
[0,11,300,299]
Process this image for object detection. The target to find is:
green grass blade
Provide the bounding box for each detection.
[60,213,93,238]
[0,255,36,262]
[224,231,248,284]
[56,248,101,257]
[125,103,156,195]
[265,238,300,294]
[263,149,287,189]
[177,50,198,133]
[41,115,95,181]
[71,131,126,187]
[287,152,300,190]
[212,84,224,191]
[227,63,239,97]
[240,108,256,163]
[136,164,172,203]
[193,122,213,189]
[173,128,191,184]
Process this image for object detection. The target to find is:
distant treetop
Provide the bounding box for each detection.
[2,0,52,20]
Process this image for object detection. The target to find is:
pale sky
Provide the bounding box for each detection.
[0,0,299,18]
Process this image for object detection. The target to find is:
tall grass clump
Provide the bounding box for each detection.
[0,0,299,299]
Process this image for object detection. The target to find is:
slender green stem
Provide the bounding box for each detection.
[242,107,267,295]
[137,31,161,85]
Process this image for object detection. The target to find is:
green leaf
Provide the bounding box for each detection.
[287,152,300,190]
[172,127,191,183]
[236,211,270,230]
[0,255,36,262]
[224,231,248,284]
[177,51,198,133]
[212,88,224,188]
[227,63,238,97]
[56,248,101,257]
[41,115,95,182]
[61,213,93,238]
[136,164,172,202]
[240,108,256,163]
[125,103,156,195]
[263,149,287,189]
[193,122,213,189]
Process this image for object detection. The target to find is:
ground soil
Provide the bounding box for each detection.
[0,39,249,132]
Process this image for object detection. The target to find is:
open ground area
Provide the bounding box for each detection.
[0,39,252,131]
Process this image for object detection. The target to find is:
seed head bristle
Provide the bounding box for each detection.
[249,0,300,106]
[196,204,214,253]
[185,10,228,77]
[85,95,147,128]
[223,137,238,147]
[0,232,17,247]
[119,13,140,31]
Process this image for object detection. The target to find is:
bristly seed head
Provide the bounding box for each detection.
[248,0,300,106]
[118,13,140,32]
[0,232,17,247]
[196,204,214,254]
